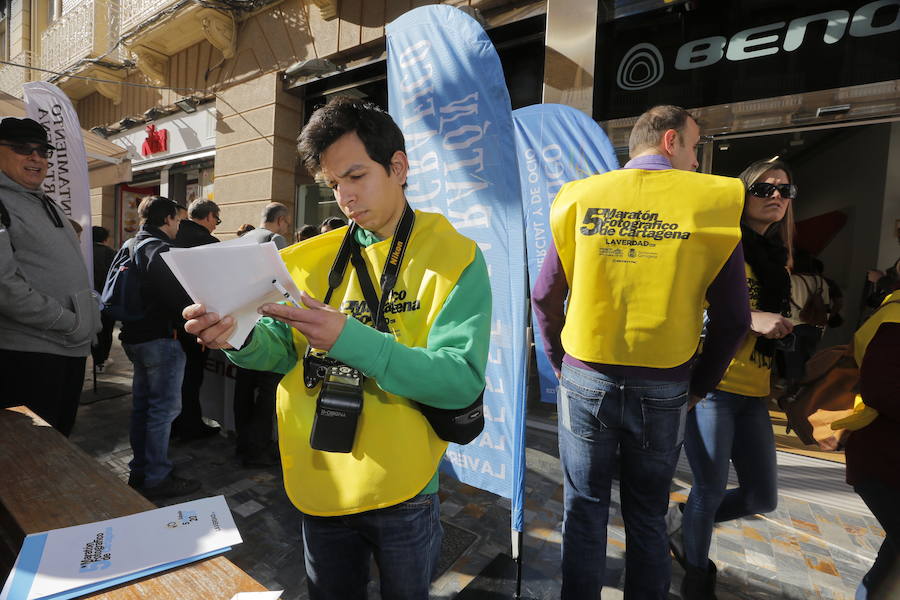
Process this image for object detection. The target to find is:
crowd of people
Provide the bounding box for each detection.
[91,199,350,497]
[0,98,897,599]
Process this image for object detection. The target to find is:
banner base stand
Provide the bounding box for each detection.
[455,553,536,600]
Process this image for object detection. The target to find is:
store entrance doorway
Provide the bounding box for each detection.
[705,118,900,463]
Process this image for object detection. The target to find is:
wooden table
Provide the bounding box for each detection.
[0,406,269,599]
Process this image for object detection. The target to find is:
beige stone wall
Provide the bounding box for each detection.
[213,71,303,238]
[9,0,31,59]
[90,185,116,235]
[73,0,496,129]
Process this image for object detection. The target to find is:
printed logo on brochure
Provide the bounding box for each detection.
[79,526,114,571]
[166,509,198,529]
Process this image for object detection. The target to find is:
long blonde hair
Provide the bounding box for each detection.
[738,158,796,270]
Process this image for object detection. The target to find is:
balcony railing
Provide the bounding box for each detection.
[40,0,120,76]
[0,52,31,97]
[120,0,180,35]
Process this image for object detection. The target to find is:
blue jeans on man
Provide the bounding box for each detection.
[558,363,688,599]
[123,337,185,487]
[682,390,778,569]
[301,493,443,600]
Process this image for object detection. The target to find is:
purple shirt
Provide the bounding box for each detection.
[531,154,751,398]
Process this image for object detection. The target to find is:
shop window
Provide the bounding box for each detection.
[296,183,345,233]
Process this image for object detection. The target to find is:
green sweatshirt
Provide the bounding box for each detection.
[225,226,492,494]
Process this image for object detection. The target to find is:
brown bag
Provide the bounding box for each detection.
[791,274,829,327]
[780,344,857,449]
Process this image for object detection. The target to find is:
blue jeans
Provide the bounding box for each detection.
[301,493,443,600]
[557,363,688,600]
[123,338,185,487]
[682,389,778,569]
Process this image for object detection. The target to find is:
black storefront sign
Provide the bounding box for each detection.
[594,0,900,120]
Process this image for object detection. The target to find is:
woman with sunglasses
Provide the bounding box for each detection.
[672,159,796,599]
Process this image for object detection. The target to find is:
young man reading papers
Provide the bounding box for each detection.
[183,97,491,600]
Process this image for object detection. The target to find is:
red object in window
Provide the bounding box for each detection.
[141,124,168,156]
[795,210,848,256]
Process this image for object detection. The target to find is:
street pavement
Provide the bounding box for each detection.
[70,337,898,599]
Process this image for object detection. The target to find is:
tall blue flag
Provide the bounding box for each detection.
[387,5,529,531]
[513,104,619,404]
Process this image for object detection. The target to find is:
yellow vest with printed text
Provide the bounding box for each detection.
[551,168,743,367]
[275,211,476,516]
[716,263,772,397]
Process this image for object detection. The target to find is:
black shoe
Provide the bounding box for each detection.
[174,423,220,442]
[241,453,280,468]
[681,560,718,600]
[127,472,144,489]
[142,474,201,500]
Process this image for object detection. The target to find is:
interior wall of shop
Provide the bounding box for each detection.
[789,123,894,346]
[879,123,900,273]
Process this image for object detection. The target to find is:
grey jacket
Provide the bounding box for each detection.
[240,226,288,249]
[0,171,100,357]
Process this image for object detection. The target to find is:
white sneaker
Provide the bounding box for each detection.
[666,502,687,568]
[666,501,684,536]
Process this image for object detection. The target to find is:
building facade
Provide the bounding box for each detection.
[0,0,546,242]
[0,0,897,336]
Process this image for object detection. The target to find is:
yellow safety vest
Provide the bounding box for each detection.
[275,211,476,516]
[550,168,743,367]
[831,290,900,431]
[717,264,772,397]
[854,290,900,365]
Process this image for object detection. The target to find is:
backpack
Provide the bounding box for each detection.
[100,237,158,321]
[790,273,830,327]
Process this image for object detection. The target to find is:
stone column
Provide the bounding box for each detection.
[214,71,304,238]
[90,185,116,242]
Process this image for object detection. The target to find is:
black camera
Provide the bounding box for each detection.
[304,349,364,453]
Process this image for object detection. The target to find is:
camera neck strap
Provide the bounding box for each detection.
[323,203,415,333]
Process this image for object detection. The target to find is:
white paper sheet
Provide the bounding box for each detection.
[0,496,242,600]
[230,592,283,600]
[162,241,303,348]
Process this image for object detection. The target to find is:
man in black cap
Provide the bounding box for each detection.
[0,117,100,435]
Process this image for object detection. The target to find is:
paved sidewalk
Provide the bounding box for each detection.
[70,339,897,599]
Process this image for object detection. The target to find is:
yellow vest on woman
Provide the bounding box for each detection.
[717,264,772,397]
[550,168,744,367]
[831,290,900,431]
[276,211,476,516]
[854,290,900,364]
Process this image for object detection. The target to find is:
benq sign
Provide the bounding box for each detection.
[617,0,900,91]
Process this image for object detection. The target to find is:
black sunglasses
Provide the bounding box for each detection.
[748,182,797,200]
[215,216,222,225]
[0,142,54,159]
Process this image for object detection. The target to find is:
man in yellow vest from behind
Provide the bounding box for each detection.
[183,97,491,599]
[532,105,751,599]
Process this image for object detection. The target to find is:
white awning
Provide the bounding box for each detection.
[0,90,132,188]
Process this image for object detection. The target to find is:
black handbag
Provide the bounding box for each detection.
[415,390,485,445]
